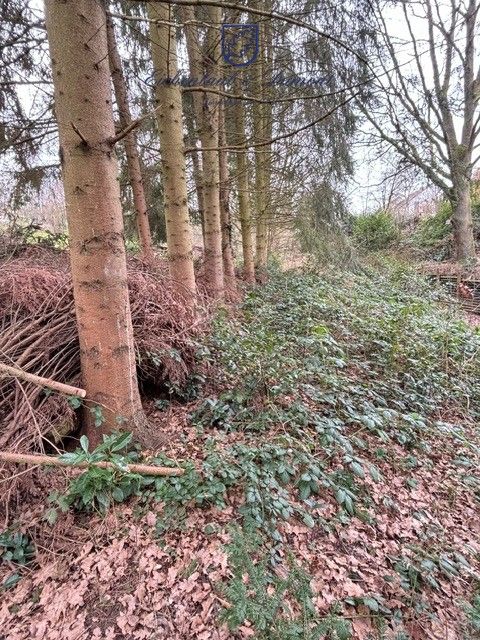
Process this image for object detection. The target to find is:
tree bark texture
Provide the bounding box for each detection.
[233,75,256,284]
[44,0,145,444]
[183,4,224,298]
[218,100,236,289]
[148,2,197,300]
[106,16,154,262]
[451,168,476,262]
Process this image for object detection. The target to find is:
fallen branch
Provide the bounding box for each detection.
[0,451,185,477]
[0,362,86,399]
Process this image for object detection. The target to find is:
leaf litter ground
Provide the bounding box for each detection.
[0,265,479,639]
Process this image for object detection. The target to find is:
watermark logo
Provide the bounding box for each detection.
[221,24,259,67]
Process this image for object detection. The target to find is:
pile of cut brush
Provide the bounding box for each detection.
[0,246,205,453]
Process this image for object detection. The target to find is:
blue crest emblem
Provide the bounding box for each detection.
[221,24,259,67]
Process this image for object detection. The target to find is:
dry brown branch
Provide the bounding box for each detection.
[0,362,86,398]
[0,451,184,476]
[0,246,208,453]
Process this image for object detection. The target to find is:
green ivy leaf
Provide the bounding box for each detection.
[2,573,21,590]
[302,513,315,528]
[350,461,365,479]
[299,483,311,501]
[110,432,133,452]
[369,465,381,482]
[112,487,124,502]
[80,435,89,454]
[362,597,379,612]
[67,395,82,409]
[44,508,58,526]
[344,495,355,515]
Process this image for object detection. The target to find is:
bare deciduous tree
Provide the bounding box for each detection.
[360,0,480,262]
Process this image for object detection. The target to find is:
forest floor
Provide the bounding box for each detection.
[1,262,480,640]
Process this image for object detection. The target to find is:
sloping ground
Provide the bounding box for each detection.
[1,265,480,640]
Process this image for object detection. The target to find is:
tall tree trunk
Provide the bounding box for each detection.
[44,0,144,445]
[263,6,274,267]
[181,6,207,250]
[185,102,206,247]
[233,79,255,284]
[182,5,224,298]
[106,16,154,262]
[191,148,206,248]
[148,2,196,301]
[252,95,267,274]
[250,2,268,278]
[218,100,236,289]
[451,170,476,262]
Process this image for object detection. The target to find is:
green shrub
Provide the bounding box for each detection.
[412,201,452,260]
[46,432,155,519]
[353,210,399,251]
[412,198,480,260]
[414,200,451,248]
[0,530,35,590]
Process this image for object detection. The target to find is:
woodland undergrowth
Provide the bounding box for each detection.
[1,263,480,639]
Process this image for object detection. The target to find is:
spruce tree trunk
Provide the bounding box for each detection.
[451,172,476,262]
[233,78,256,284]
[263,9,274,269]
[191,147,206,248]
[249,0,273,279]
[185,105,206,247]
[181,9,207,249]
[44,0,144,445]
[219,101,237,289]
[250,5,268,278]
[106,16,154,263]
[148,2,196,301]
[183,5,224,298]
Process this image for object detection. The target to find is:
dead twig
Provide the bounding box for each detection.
[0,362,86,398]
[0,451,185,477]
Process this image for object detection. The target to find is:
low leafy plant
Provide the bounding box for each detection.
[464,589,480,633]
[155,266,480,548]
[46,432,154,519]
[0,529,35,591]
[221,527,351,639]
[411,197,480,260]
[0,530,34,566]
[155,437,368,542]
[6,223,69,250]
[154,454,240,509]
[389,550,471,593]
[353,210,399,251]
[413,200,452,252]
